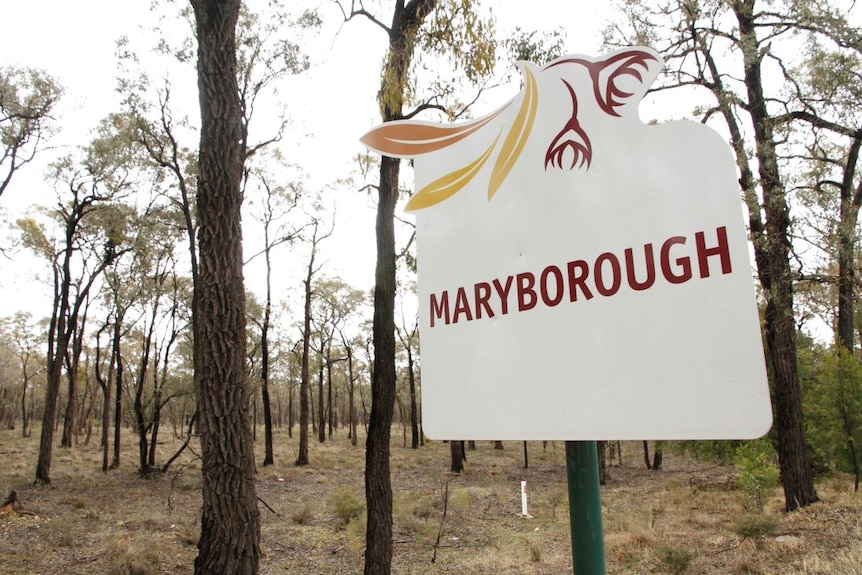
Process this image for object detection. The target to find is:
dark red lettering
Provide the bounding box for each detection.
[625,244,656,291]
[430,291,450,327]
[661,236,692,284]
[540,265,564,306]
[493,276,514,315]
[452,287,473,323]
[696,226,732,278]
[474,282,494,319]
[567,260,593,301]
[594,252,622,296]
[517,272,537,311]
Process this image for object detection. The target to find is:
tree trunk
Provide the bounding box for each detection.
[836,136,862,351]
[296,225,318,466]
[450,440,464,473]
[406,343,418,449]
[60,361,77,448]
[317,359,325,443]
[597,441,607,484]
[260,289,274,466]
[35,272,69,484]
[97,335,111,473]
[651,441,663,471]
[327,349,334,439]
[190,0,260,572]
[366,152,400,575]
[347,347,357,447]
[734,1,817,511]
[111,318,123,470]
[134,318,155,476]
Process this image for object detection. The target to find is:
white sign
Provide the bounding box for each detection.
[362,47,772,440]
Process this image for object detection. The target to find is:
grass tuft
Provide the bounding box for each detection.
[328,488,365,526]
[654,543,694,574]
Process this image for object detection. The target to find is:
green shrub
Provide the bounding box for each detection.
[731,513,778,540]
[329,488,365,525]
[734,439,780,512]
[654,544,694,574]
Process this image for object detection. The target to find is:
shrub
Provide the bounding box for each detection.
[106,539,160,575]
[329,488,365,526]
[654,544,694,575]
[731,513,778,541]
[291,504,314,525]
[734,439,780,512]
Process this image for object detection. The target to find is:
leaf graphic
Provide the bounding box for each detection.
[360,107,507,157]
[405,133,501,211]
[487,64,538,200]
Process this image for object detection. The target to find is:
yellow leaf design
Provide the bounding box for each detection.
[405,133,501,212]
[487,64,538,200]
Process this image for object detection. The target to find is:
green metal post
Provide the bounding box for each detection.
[565,440,606,574]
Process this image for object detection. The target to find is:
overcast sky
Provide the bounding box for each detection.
[0,1,612,320]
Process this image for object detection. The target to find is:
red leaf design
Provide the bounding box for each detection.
[545,80,592,170]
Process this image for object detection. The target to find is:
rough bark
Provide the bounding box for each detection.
[836,135,862,351]
[296,229,316,466]
[190,0,260,573]
[450,440,464,473]
[734,0,817,511]
[364,3,438,572]
[260,287,274,466]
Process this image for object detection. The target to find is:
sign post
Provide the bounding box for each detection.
[361,46,773,573]
[566,441,606,574]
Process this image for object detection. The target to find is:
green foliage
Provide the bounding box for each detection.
[378,0,497,119]
[0,66,63,197]
[733,439,780,512]
[731,513,779,540]
[802,344,862,480]
[654,544,694,575]
[328,488,365,525]
[504,27,566,66]
[671,440,740,465]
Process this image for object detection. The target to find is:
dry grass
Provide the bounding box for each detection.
[1,428,860,574]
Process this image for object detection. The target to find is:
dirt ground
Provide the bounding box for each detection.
[1,427,860,574]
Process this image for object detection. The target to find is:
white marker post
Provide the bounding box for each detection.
[520,481,529,517]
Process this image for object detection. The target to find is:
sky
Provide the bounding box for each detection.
[0,0,614,322]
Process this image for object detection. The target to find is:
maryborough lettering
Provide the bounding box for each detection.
[429,226,732,327]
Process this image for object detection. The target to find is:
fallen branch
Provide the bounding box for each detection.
[258,496,281,516]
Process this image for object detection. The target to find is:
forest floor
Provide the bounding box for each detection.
[0,426,860,575]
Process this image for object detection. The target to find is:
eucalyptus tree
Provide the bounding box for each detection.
[597,0,862,511]
[310,276,367,442]
[335,307,371,447]
[396,315,419,449]
[337,2,497,570]
[188,0,260,572]
[295,214,334,465]
[244,157,305,466]
[115,4,317,569]
[3,312,44,438]
[126,239,189,476]
[19,119,135,484]
[778,12,862,352]
[0,66,62,200]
